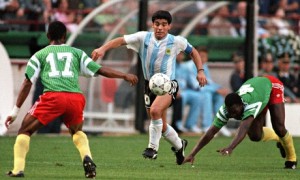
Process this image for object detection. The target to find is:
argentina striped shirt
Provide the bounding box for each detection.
[124,31,193,80]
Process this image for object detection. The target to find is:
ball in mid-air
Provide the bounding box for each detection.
[149,73,172,96]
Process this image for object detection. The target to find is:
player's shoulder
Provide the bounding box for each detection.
[172,34,187,40]
[171,35,188,44]
[127,31,148,37]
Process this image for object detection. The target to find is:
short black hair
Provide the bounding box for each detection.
[152,10,172,24]
[225,92,243,107]
[47,21,67,41]
[225,92,244,119]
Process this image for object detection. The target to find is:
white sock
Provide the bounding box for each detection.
[162,124,182,150]
[148,119,163,151]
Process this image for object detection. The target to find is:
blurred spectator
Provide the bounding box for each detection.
[0,0,23,31]
[51,0,79,32]
[195,1,209,35]
[81,0,100,11]
[266,7,292,36]
[258,0,280,15]
[18,0,47,31]
[275,52,299,103]
[173,52,203,133]
[230,53,245,92]
[230,1,247,37]
[259,52,277,77]
[278,0,300,29]
[43,0,59,9]
[208,5,238,37]
[197,47,231,136]
[278,0,300,16]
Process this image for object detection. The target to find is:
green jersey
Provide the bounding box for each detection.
[25,44,101,93]
[213,77,272,128]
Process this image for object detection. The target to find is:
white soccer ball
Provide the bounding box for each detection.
[149,73,172,96]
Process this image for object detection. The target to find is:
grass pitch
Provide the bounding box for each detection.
[1,134,299,180]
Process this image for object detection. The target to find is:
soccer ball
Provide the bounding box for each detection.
[149,73,172,96]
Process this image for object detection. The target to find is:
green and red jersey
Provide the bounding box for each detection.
[213,77,272,128]
[25,44,101,93]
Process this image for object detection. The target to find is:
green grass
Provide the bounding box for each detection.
[0,134,299,180]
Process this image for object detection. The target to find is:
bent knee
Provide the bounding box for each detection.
[248,135,261,142]
[149,107,162,118]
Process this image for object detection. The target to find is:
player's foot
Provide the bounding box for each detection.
[6,171,24,177]
[171,139,188,165]
[284,161,297,169]
[276,142,286,158]
[142,148,158,159]
[83,155,96,178]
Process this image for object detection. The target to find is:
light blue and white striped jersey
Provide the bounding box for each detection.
[124,31,193,80]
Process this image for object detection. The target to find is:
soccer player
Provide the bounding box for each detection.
[5,21,138,178]
[91,10,207,165]
[183,75,297,169]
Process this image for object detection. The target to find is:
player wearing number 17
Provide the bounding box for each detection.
[183,75,297,169]
[5,21,138,178]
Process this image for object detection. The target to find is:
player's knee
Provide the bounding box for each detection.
[69,124,83,135]
[149,106,162,119]
[274,127,287,138]
[248,134,261,142]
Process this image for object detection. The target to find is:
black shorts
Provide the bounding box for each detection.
[144,80,179,109]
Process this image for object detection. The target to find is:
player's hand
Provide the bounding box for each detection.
[183,155,195,165]
[91,48,105,61]
[5,116,15,129]
[5,105,20,128]
[196,71,207,87]
[217,148,232,156]
[124,74,138,86]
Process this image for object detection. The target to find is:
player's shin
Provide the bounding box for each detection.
[162,124,182,150]
[280,132,297,161]
[12,134,30,174]
[261,127,279,142]
[73,131,92,160]
[148,119,163,151]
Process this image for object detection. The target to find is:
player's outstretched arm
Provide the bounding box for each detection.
[97,66,138,86]
[217,116,254,156]
[91,37,127,61]
[183,125,220,165]
[5,78,32,128]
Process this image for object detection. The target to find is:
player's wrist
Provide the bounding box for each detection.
[10,105,20,118]
[197,68,204,73]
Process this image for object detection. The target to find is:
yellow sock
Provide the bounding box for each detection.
[261,127,279,142]
[12,134,30,174]
[73,131,92,161]
[280,132,297,161]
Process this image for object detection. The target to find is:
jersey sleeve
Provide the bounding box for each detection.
[174,36,193,54]
[25,55,41,84]
[213,105,229,128]
[124,31,147,53]
[80,51,101,77]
